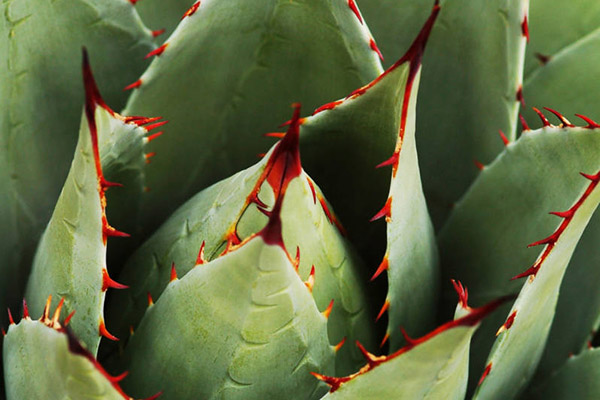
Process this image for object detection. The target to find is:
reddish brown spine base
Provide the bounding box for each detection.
[313,288,514,393]
[152,29,166,38]
[543,107,574,127]
[535,53,551,65]
[183,1,200,19]
[576,114,600,129]
[498,130,510,146]
[348,0,363,24]
[376,300,390,322]
[521,15,529,42]
[306,177,317,204]
[497,310,517,336]
[195,241,207,265]
[516,85,525,107]
[369,38,384,62]
[474,159,485,171]
[513,169,600,279]
[479,363,493,386]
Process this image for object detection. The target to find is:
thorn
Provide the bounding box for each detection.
[129,325,135,336]
[532,107,551,127]
[306,177,317,204]
[152,29,165,38]
[369,38,384,62]
[144,120,169,132]
[110,371,129,383]
[521,15,529,42]
[42,295,52,321]
[305,266,315,292]
[581,171,600,182]
[52,298,65,326]
[511,265,539,280]
[100,178,123,189]
[250,192,268,209]
[264,132,286,138]
[129,0,140,4]
[380,332,390,348]
[146,131,164,143]
[145,152,157,164]
[370,197,392,222]
[312,100,343,115]
[527,232,559,248]
[1,328,5,336]
[103,224,131,238]
[550,209,574,219]
[575,114,600,129]
[182,1,201,19]
[451,279,469,309]
[519,114,530,131]
[376,300,390,321]
[371,256,389,281]
[356,340,379,367]
[535,53,551,65]
[22,299,29,319]
[99,319,119,341]
[256,206,272,217]
[126,116,162,126]
[293,247,300,272]
[257,153,266,158]
[147,292,154,307]
[348,0,363,24]
[516,85,525,106]
[478,363,493,386]
[376,152,398,169]
[474,159,485,171]
[123,79,142,91]
[195,241,207,265]
[496,311,517,336]
[400,326,418,346]
[498,129,510,146]
[145,43,168,59]
[334,337,346,352]
[102,268,128,291]
[170,262,178,282]
[7,308,14,325]
[322,299,334,319]
[64,311,75,326]
[543,107,574,127]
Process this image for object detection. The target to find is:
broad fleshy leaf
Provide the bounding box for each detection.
[0,0,154,327]
[109,108,374,375]
[123,0,383,235]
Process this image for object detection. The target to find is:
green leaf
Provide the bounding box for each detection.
[24,54,150,354]
[123,0,383,235]
[527,348,600,400]
[120,232,334,399]
[359,0,528,227]
[439,123,600,392]
[2,302,151,400]
[316,288,509,400]
[0,0,154,328]
[109,109,375,375]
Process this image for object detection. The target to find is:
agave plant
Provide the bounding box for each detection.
[2,0,600,399]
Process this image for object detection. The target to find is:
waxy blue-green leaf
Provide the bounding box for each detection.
[123,0,383,235]
[318,291,508,400]
[109,112,375,375]
[3,305,145,400]
[0,0,154,328]
[439,123,600,394]
[358,0,529,227]
[121,236,334,400]
[527,348,600,400]
[24,57,151,354]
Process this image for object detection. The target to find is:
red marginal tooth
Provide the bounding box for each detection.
[400,327,418,346]
[170,262,178,282]
[376,300,390,321]
[145,43,168,59]
[101,178,123,189]
[451,279,469,309]
[376,152,399,169]
[22,299,29,319]
[110,371,129,383]
[146,131,164,143]
[348,0,363,24]
[52,298,65,325]
[322,299,334,319]
[306,177,317,204]
[147,292,154,307]
[144,120,169,131]
[294,247,301,271]
[334,337,346,352]
[474,159,485,171]
[498,129,510,146]
[251,193,268,209]
[257,153,266,158]
[103,224,131,238]
[521,15,529,42]
[64,311,76,326]
[478,363,493,386]
[528,232,559,248]
[129,0,139,4]
[575,114,600,129]
[369,38,384,62]
[305,266,316,292]
[543,107,574,127]
[195,241,207,265]
[145,152,157,164]
[2,329,5,336]
[152,29,166,38]
[356,340,379,367]
[99,319,119,341]
[42,295,52,321]
[7,308,14,325]
[131,116,162,126]
[380,332,390,348]
[519,114,531,131]
[313,100,344,115]
[123,79,142,91]
[309,372,348,392]
[256,206,272,217]
[550,209,574,219]
[581,171,600,182]
[532,107,551,127]
[516,85,525,106]
[263,132,285,138]
[511,265,539,280]
[535,53,551,65]
[496,310,517,336]
[102,269,128,291]
[182,1,200,19]
[370,256,389,281]
[370,197,392,222]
